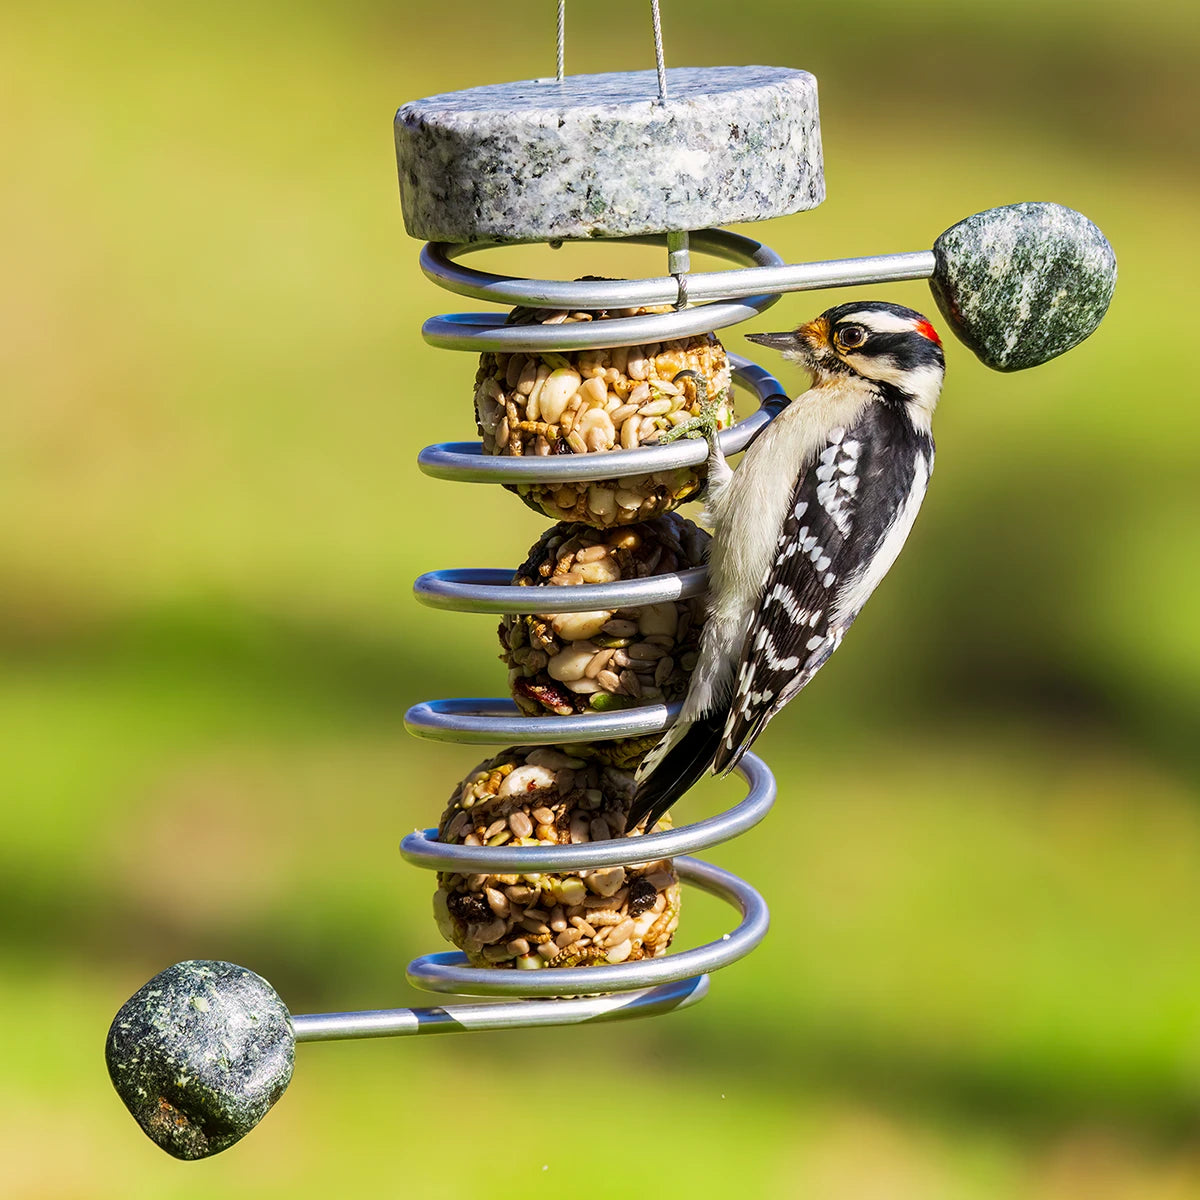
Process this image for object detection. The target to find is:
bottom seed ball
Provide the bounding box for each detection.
[435,746,681,969]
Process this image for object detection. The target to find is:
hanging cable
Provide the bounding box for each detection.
[651,1,668,100]
[556,1,566,82]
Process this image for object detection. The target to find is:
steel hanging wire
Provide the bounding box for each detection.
[651,0,668,101]
[556,1,565,82]
[554,2,667,97]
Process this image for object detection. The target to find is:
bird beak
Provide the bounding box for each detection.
[746,318,831,355]
[744,331,798,352]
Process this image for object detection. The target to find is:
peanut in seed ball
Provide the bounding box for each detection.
[501,514,709,722]
[474,302,733,527]
[434,746,681,970]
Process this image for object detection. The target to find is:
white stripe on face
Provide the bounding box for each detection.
[838,309,918,334]
[837,357,943,426]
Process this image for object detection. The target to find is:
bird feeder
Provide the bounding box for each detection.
[105,2,1116,1160]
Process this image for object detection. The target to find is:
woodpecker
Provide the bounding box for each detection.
[629,300,946,830]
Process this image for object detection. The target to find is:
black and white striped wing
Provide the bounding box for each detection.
[713,416,933,773]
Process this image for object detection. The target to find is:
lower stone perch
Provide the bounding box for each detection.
[105,961,294,1160]
[435,746,681,969]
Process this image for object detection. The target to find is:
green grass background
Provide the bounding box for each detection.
[3,1,1198,1196]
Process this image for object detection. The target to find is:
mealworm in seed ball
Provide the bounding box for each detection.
[434,746,681,970]
[501,513,709,720]
[567,733,663,773]
[473,300,733,527]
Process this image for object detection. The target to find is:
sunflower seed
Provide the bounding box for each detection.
[606,939,633,964]
[586,648,615,678]
[601,619,638,637]
[556,927,582,950]
[467,918,507,944]
[505,354,526,389]
[638,398,673,417]
[608,918,635,945]
[628,642,667,662]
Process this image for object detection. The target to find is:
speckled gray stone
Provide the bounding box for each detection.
[106,961,294,1160]
[930,202,1116,371]
[395,66,823,244]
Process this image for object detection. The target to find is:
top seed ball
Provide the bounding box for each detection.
[474,302,733,527]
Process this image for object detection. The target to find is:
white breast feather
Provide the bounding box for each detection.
[681,378,873,721]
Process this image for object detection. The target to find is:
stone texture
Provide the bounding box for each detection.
[106,960,294,1160]
[930,202,1116,371]
[395,66,823,244]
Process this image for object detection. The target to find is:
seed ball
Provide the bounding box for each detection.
[501,513,708,722]
[435,746,682,970]
[473,298,734,527]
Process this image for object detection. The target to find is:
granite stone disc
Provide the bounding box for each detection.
[930,202,1117,371]
[106,960,295,1160]
[395,66,824,244]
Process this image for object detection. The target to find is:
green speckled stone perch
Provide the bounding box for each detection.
[105,961,295,1160]
[930,201,1116,371]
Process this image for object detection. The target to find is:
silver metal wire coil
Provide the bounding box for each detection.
[405,357,787,746]
[292,975,709,1043]
[400,772,775,989]
[420,229,784,351]
[402,235,788,1005]
[407,856,770,997]
[416,357,787,483]
[419,228,936,350]
[401,753,775,874]
[405,696,681,745]
[413,565,710,615]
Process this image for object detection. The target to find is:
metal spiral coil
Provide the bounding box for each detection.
[399,229,787,1011]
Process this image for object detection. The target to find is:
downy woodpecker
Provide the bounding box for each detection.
[629,300,946,829]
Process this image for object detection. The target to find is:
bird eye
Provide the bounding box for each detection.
[837,324,867,349]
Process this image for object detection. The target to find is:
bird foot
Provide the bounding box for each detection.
[660,371,722,449]
[661,371,732,509]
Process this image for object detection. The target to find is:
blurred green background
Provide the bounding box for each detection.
[3,1,1198,1196]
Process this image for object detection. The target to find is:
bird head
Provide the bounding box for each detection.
[746,301,946,424]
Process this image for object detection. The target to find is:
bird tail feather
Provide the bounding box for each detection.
[627,712,725,831]
[710,708,769,777]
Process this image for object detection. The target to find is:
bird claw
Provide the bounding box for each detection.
[660,371,722,449]
[660,413,718,444]
[660,370,731,505]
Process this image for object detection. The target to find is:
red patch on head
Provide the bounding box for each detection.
[916,319,942,346]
